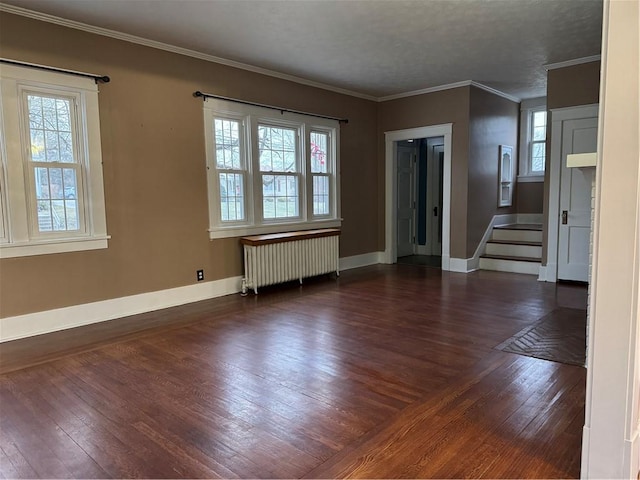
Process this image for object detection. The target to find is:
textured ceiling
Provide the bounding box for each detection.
[0,0,603,100]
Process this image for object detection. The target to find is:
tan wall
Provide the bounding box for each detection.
[541,61,601,264]
[0,13,379,318]
[467,87,519,257]
[377,87,470,258]
[516,182,544,213]
[547,61,601,110]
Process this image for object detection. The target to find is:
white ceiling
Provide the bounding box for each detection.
[1,0,603,100]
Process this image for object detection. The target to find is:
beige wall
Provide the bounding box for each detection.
[516,182,544,214]
[541,61,601,264]
[467,86,519,257]
[377,87,470,258]
[0,13,378,317]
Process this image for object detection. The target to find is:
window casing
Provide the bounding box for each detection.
[203,98,340,238]
[0,64,108,258]
[518,97,547,182]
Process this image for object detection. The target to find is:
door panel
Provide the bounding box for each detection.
[397,145,416,257]
[557,117,597,282]
[426,139,444,256]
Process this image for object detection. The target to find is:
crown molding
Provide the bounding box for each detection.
[376,80,473,102]
[377,80,520,103]
[469,81,521,103]
[544,55,602,71]
[0,3,378,102]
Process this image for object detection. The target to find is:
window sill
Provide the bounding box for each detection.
[517,175,545,183]
[0,235,110,258]
[209,219,342,239]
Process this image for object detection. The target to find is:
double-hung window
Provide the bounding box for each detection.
[518,97,547,181]
[0,64,108,258]
[203,98,340,238]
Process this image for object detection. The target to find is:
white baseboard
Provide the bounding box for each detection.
[538,262,557,282]
[449,257,476,273]
[339,251,384,271]
[1,252,387,342]
[415,245,430,255]
[624,428,640,480]
[0,275,244,343]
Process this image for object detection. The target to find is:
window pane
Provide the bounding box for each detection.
[214,119,241,170]
[262,174,299,219]
[33,166,80,232]
[258,125,297,173]
[27,94,75,164]
[531,141,546,172]
[313,175,329,215]
[533,111,547,128]
[219,172,245,222]
[310,132,328,173]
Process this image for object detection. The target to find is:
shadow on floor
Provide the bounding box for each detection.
[397,255,442,268]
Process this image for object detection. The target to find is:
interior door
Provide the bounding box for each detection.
[397,144,416,257]
[430,146,444,255]
[557,117,597,282]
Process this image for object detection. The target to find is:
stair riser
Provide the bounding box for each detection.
[479,258,540,275]
[492,230,543,243]
[485,243,542,258]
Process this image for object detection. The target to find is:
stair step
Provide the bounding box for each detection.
[480,254,541,263]
[487,239,542,246]
[485,242,542,258]
[479,257,540,275]
[494,223,543,231]
[492,228,543,243]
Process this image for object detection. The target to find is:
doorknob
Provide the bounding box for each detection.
[562,210,568,225]
[433,206,438,217]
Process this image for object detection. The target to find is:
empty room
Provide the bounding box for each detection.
[0,0,638,478]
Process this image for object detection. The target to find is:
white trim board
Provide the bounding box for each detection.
[0,276,244,343]
[384,124,453,271]
[1,251,386,342]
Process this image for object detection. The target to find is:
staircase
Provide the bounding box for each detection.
[479,224,542,275]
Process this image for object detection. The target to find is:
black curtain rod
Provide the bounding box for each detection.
[193,91,348,124]
[0,58,110,84]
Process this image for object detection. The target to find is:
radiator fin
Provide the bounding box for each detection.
[243,234,339,293]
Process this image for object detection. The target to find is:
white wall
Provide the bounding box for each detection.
[582,0,640,478]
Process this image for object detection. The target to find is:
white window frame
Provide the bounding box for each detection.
[0,64,109,258]
[518,97,547,182]
[203,98,341,239]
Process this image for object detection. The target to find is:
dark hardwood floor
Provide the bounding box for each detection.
[0,265,588,478]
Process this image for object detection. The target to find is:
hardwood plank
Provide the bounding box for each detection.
[0,266,588,478]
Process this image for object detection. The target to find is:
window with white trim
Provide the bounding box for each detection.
[0,64,108,258]
[203,98,340,238]
[518,97,547,181]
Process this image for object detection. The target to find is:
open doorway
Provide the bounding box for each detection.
[396,137,444,268]
[384,123,452,270]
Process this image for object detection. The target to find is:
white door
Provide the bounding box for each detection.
[427,143,444,255]
[397,144,416,257]
[557,117,597,282]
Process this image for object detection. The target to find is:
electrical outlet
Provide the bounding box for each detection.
[196,269,204,281]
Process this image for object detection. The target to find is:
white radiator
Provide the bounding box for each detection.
[241,229,340,294]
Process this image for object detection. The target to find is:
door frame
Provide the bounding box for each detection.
[384,124,452,269]
[545,104,598,282]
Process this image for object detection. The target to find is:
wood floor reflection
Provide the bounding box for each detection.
[0,265,587,478]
